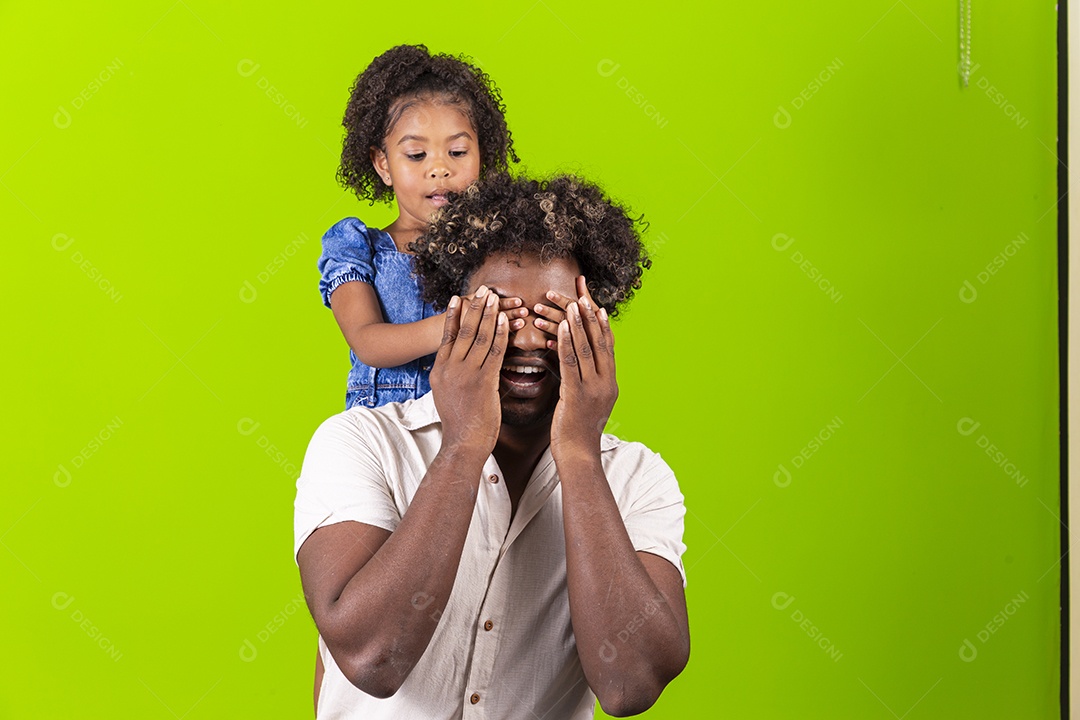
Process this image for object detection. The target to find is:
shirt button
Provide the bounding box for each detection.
[483,619,493,631]
[488,474,499,484]
[470,693,480,704]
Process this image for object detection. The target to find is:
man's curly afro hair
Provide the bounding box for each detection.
[338,44,519,205]
[410,173,651,317]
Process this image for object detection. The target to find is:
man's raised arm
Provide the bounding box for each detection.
[297,289,508,697]
[552,291,690,717]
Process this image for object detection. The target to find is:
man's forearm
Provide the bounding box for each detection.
[559,454,689,716]
[314,445,485,696]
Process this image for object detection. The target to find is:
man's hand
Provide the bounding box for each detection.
[550,277,618,462]
[430,286,509,456]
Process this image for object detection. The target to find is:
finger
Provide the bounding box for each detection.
[576,275,589,302]
[452,286,487,361]
[498,296,524,312]
[557,319,581,384]
[576,293,605,373]
[483,311,509,372]
[498,297,529,331]
[532,302,567,338]
[532,315,562,338]
[436,296,461,363]
[467,289,500,367]
[544,290,576,311]
[566,301,596,379]
[598,306,616,374]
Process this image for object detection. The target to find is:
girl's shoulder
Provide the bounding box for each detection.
[325,217,396,254]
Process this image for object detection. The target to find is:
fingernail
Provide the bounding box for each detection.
[560,320,570,332]
[599,307,607,321]
[581,297,591,310]
[448,296,459,309]
[498,312,506,326]
[487,292,497,306]
[535,304,545,313]
[476,286,488,298]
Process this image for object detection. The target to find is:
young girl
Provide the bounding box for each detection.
[318,44,524,409]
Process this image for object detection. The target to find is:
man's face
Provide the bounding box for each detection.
[465,252,581,428]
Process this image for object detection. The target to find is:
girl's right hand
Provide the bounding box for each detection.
[529,275,591,349]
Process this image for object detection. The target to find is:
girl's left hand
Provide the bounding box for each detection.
[498,296,530,331]
[532,275,592,349]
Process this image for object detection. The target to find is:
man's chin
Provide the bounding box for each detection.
[500,399,555,429]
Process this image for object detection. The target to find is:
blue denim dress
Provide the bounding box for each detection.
[318,218,437,409]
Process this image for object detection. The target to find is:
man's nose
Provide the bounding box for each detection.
[510,314,548,351]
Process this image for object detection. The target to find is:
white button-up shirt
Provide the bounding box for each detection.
[294,392,686,720]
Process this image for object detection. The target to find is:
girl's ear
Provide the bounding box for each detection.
[370,146,391,186]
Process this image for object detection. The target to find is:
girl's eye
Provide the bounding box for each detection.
[406,152,425,161]
[450,150,468,158]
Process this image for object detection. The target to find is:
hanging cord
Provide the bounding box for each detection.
[959,0,972,86]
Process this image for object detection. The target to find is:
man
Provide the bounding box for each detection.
[295,174,689,718]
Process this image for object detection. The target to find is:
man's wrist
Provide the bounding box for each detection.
[434,439,490,472]
[552,444,604,477]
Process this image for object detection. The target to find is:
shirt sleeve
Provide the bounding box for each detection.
[293,412,402,562]
[317,218,376,309]
[618,451,688,587]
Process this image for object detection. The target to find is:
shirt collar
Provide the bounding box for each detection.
[400,391,620,451]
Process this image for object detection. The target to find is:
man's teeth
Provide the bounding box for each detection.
[503,365,543,374]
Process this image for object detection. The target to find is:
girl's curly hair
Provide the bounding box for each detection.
[338,45,519,205]
[410,174,651,317]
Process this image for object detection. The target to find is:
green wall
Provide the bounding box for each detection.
[0,1,1059,717]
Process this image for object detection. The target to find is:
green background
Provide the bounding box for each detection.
[0,1,1060,718]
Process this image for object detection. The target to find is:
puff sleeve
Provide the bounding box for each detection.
[317,218,377,309]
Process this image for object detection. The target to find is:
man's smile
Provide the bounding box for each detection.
[499,355,556,397]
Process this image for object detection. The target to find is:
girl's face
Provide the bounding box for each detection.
[371,98,481,231]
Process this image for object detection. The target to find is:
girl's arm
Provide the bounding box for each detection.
[329,281,443,368]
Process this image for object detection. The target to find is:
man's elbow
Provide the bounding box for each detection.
[339,648,413,699]
[598,647,689,716]
[597,682,662,717]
